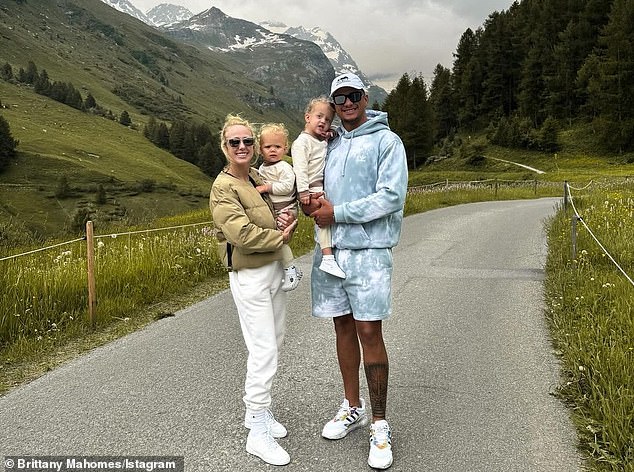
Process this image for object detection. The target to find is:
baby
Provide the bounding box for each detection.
[256,123,302,291]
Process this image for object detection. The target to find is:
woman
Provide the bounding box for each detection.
[209,114,296,466]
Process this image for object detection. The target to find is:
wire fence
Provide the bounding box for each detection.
[564,180,634,288]
[407,178,560,195]
[0,178,571,263]
[0,222,212,262]
[1,178,627,273]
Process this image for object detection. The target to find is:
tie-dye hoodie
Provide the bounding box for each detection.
[325,109,408,250]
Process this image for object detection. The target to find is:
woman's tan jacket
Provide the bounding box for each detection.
[209,168,284,271]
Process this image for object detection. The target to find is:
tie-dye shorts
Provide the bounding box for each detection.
[311,247,393,321]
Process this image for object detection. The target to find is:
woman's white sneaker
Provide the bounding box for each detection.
[244,408,288,438]
[246,429,290,466]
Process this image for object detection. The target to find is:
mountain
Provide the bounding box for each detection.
[0,0,304,239]
[146,3,192,27]
[261,22,387,105]
[104,1,383,106]
[161,8,334,110]
[100,0,149,23]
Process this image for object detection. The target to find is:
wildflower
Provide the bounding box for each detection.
[97,241,105,249]
[579,365,585,372]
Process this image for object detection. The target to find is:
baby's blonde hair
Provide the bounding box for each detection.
[259,122,290,149]
[304,96,335,116]
[219,114,258,164]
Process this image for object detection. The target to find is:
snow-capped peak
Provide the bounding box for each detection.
[147,3,193,27]
[100,0,149,24]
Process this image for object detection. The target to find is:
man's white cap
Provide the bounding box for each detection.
[330,73,366,96]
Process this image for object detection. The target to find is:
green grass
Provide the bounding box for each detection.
[544,182,634,471]
[0,80,213,239]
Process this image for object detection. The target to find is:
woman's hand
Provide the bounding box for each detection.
[277,210,296,230]
[281,219,298,244]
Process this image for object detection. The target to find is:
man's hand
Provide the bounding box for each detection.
[311,197,335,227]
[300,192,324,216]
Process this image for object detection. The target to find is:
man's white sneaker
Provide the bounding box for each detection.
[244,408,288,438]
[319,256,346,278]
[246,429,290,466]
[368,419,393,469]
[281,265,302,292]
[321,398,369,440]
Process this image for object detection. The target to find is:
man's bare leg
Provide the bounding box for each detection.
[356,320,388,421]
[333,314,361,405]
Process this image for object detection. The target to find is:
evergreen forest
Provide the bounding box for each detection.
[383,0,634,167]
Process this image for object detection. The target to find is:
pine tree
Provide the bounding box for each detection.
[588,0,634,150]
[34,69,51,95]
[0,114,19,170]
[95,184,107,204]
[64,84,83,110]
[0,62,13,81]
[55,175,71,199]
[169,120,187,158]
[156,122,170,149]
[479,11,518,120]
[430,64,457,140]
[144,116,158,142]
[119,110,131,126]
[84,93,97,109]
[24,61,38,84]
[452,28,483,130]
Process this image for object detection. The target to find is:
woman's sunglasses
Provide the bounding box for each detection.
[332,91,364,106]
[227,137,255,148]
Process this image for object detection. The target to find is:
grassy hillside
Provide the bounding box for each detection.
[409,126,634,187]
[0,0,306,242]
[0,80,214,239]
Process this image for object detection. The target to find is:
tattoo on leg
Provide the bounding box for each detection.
[364,363,389,418]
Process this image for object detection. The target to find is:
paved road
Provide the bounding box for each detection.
[1,198,582,471]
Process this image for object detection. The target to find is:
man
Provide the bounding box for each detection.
[309,73,408,469]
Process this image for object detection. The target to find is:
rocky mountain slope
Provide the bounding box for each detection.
[101,1,386,105]
[161,8,334,109]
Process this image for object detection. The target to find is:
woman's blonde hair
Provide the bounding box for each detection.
[219,114,258,164]
[258,122,289,150]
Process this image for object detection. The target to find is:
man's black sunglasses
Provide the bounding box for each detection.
[332,91,364,105]
[227,137,255,148]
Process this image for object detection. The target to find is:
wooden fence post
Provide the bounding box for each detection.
[86,220,96,326]
[563,181,569,211]
[571,215,578,261]
[533,179,537,195]
[494,179,499,198]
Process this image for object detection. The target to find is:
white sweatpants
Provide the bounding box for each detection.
[229,261,287,411]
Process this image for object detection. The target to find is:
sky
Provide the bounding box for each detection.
[130,0,517,92]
